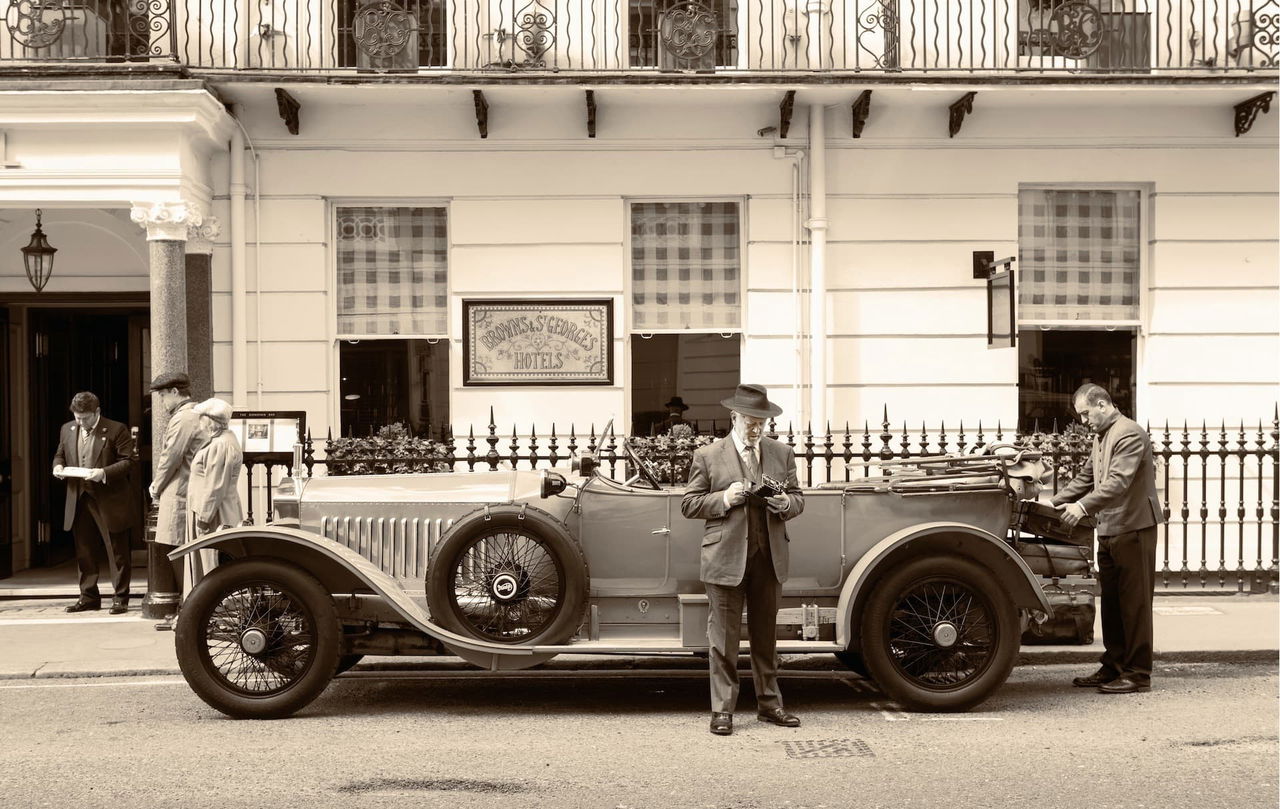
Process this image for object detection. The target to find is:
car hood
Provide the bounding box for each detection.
[299,468,562,505]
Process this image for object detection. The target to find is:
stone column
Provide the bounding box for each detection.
[131,200,201,620]
[185,217,221,403]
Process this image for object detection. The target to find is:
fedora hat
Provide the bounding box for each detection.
[663,396,689,412]
[720,383,782,419]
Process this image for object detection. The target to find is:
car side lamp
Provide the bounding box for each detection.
[571,453,598,478]
[540,470,569,499]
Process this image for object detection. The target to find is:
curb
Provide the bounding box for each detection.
[3,649,1274,681]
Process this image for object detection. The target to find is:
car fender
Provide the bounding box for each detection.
[834,521,1052,649]
[169,525,536,658]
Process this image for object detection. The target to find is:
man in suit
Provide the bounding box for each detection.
[1052,383,1165,694]
[681,383,804,735]
[53,391,136,614]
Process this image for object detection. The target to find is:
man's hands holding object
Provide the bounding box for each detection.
[723,477,790,514]
[1054,501,1088,529]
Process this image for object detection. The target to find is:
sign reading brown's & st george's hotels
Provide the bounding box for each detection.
[463,299,614,386]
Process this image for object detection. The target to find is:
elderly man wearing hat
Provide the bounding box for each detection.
[681,383,805,736]
[188,398,244,537]
[148,371,204,629]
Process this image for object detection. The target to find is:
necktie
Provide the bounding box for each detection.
[79,429,92,464]
[742,445,760,482]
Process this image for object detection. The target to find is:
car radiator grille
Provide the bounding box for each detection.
[319,516,454,580]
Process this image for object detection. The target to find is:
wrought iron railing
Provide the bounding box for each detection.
[236,405,1279,591]
[2,0,1276,71]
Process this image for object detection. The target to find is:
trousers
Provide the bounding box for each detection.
[704,544,783,714]
[1097,526,1158,682]
[71,495,131,602]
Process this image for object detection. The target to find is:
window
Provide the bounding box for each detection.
[1017,0,1150,70]
[629,201,742,435]
[340,340,450,438]
[337,0,448,69]
[629,0,739,69]
[1016,188,1141,430]
[336,206,449,436]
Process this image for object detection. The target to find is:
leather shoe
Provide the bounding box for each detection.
[757,707,801,728]
[65,600,101,613]
[709,712,733,736]
[109,599,128,615]
[1072,668,1118,688]
[1098,676,1150,694]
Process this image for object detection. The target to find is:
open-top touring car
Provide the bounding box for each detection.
[171,442,1070,719]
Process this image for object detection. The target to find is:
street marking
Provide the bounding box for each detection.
[1153,606,1223,616]
[0,678,185,690]
[0,616,146,626]
[869,700,909,721]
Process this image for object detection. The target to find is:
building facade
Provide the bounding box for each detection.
[0,0,1276,579]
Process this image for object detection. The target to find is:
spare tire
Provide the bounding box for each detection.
[427,506,588,648]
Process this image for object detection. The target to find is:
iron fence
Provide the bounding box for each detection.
[236,405,1279,591]
[2,0,1276,71]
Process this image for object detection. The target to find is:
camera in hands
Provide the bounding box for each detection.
[747,474,786,500]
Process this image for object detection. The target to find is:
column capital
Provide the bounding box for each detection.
[130,201,203,242]
[186,216,222,256]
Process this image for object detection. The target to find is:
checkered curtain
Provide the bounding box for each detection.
[336,207,448,335]
[630,202,741,330]
[1017,190,1141,323]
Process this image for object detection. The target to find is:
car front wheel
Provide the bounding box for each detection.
[175,558,339,719]
[860,556,1018,712]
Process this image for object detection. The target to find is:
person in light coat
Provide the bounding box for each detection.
[148,371,205,630]
[188,398,244,536]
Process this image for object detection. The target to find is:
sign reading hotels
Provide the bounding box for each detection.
[463,298,613,386]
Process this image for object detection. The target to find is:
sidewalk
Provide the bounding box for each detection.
[0,594,1274,680]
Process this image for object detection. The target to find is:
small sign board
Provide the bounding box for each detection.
[463,298,613,386]
[229,411,307,465]
[987,265,1016,349]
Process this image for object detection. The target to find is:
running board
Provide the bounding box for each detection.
[530,640,844,655]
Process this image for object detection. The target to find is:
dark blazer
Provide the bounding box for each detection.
[681,436,804,586]
[1052,414,1165,536]
[53,416,136,533]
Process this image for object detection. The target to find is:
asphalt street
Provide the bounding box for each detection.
[1,661,1275,809]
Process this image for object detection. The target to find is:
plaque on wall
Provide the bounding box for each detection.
[463,299,613,386]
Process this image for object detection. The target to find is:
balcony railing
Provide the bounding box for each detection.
[2,0,1276,71]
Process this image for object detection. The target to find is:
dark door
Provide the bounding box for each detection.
[0,308,11,579]
[28,310,139,568]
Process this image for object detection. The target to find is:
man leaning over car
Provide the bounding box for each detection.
[681,384,804,736]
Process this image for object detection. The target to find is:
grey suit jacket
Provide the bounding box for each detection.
[1051,414,1165,537]
[680,436,804,587]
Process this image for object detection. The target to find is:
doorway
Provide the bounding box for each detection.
[24,307,150,570]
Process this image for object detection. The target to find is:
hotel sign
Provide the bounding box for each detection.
[463,298,613,386]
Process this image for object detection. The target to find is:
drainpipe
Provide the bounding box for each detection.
[806,103,827,434]
[229,105,249,405]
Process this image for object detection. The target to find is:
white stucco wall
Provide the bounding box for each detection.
[197,85,1277,444]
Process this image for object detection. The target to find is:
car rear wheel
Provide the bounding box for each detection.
[427,507,588,655]
[175,558,339,720]
[860,556,1018,712]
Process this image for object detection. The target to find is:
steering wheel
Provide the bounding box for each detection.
[622,439,663,491]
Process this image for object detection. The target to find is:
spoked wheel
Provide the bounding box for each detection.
[428,508,587,656]
[175,559,339,719]
[861,556,1018,712]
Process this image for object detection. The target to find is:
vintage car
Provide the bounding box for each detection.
[171,442,1064,720]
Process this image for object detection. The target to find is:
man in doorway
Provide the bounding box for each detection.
[660,395,689,434]
[53,392,136,613]
[681,383,804,735]
[1053,383,1165,694]
[148,371,205,630]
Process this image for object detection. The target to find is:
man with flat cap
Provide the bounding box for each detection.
[148,371,206,629]
[681,383,804,735]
